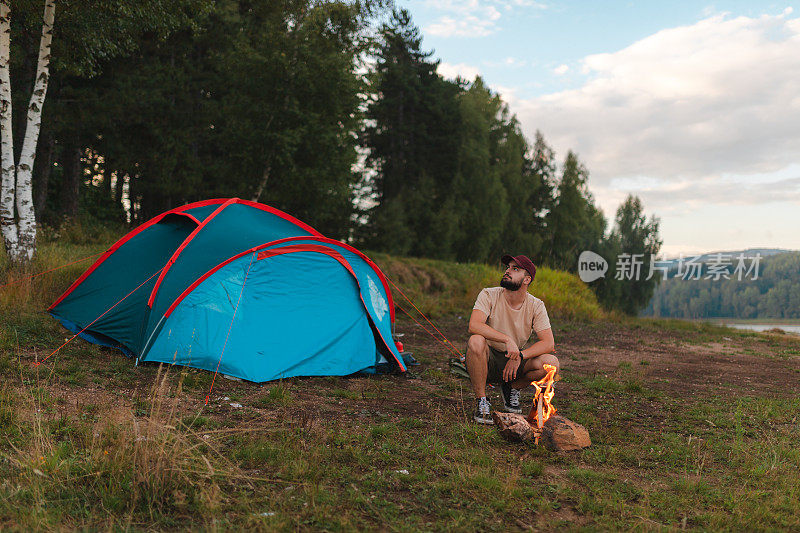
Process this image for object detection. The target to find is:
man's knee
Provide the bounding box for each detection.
[540,353,560,373]
[526,353,560,372]
[466,335,488,359]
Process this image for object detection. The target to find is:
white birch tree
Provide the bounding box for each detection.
[0,0,55,263]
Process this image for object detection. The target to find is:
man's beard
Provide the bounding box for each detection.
[500,277,522,291]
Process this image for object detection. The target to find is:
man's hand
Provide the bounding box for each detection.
[505,337,520,359]
[503,357,521,382]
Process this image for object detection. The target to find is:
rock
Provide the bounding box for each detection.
[541,415,591,451]
[492,412,535,442]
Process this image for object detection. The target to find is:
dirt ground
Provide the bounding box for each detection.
[397,314,800,397]
[39,315,800,429]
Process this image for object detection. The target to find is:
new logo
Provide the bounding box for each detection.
[578,251,608,283]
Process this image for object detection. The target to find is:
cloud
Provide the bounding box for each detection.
[598,172,800,216]
[426,14,498,37]
[438,61,482,81]
[514,10,800,194]
[503,56,526,67]
[425,1,501,37]
[494,85,519,106]
[553,63,569,75]
[501,0,548,8]
[424,0,545,37]
[483,56,528,68]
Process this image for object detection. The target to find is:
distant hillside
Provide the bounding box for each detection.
[643,250,800,319]
[658,248,795,268]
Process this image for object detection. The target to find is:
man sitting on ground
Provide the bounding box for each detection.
[466,254,559,424]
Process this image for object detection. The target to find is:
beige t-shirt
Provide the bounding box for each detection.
[473,287,551,352]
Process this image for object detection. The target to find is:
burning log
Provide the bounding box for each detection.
[493,364,591,451]
[526,364,558,441]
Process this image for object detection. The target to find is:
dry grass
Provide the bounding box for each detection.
[0,366,258,529]
[372,252,606,321]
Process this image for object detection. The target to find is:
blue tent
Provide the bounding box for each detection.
[49,198,406,381]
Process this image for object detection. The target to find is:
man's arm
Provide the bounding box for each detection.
[520,328,555,360]
[468,309,520,357]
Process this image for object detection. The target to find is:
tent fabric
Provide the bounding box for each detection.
[49,198,405,381]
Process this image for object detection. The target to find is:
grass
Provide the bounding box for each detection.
[371,252,606,321]
[1,368,256,529]
[3,344,800,530]
[0,239,799,529]
[252,383,292,408]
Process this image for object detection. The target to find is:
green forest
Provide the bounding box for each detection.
[643,252,800,319]
[7,1,661,313]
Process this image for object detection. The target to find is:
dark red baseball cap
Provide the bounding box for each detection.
[501,254,537,281]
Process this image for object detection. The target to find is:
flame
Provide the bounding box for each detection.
[527,364,558,442]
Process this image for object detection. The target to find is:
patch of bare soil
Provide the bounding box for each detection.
[20,316,800,432]
[555,322,800,399]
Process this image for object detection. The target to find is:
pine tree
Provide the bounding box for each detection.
[360,9,461,256]
[450,78,507,262]
[596,195,662,314]
[51,0,369,237]
[492,129,555,261]
[545,151,605,270]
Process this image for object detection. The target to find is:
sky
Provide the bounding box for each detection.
[398,0,800,257]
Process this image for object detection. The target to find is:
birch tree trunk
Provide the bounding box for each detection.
[0,1,17,255]
[251,165,270,202]
[14,0,55,262]
[251,116,274,203]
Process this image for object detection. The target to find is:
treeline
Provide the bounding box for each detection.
[25,0,374,238]
[361,11,583,265]
[359,11,661,313]
[643,252,800,319]
[12,3,659,313]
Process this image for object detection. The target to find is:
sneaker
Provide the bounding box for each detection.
[501,382,522,414]
[474,397,493,424]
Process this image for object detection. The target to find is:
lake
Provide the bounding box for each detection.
[709,321,800,334]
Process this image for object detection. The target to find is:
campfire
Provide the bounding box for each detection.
[526,364,558,443]
[493,363,590,450]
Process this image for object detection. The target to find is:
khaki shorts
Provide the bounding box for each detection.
[486,346,513,383]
